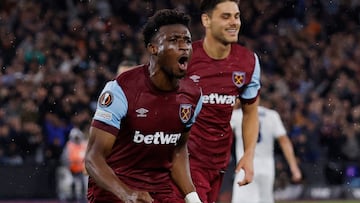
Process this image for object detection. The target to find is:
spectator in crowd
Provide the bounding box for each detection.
[60,127,88,202]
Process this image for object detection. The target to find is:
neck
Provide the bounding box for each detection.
[148,60,178,91]
[203,36,231,60]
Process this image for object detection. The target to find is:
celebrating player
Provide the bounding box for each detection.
[85,9,203,203]
[174,0,261,202]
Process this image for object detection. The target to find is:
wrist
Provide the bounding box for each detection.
[185,192,202,203]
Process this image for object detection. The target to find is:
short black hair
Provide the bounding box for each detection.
[200,0,239,14]
[142,9,191,47]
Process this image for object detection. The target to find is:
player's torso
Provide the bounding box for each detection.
[186,41,255,169]
[256,107,277,159]
[107,66,200,188]
[109,66,200,167]
[234,107,277,158]
[187,41,256,132]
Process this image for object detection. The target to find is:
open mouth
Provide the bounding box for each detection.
[178,56,189,71]
[178,56,188,65]
[225,27,239,36]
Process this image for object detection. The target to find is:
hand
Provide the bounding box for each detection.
[121,191,154,203]
[235,155,254,186]
[291,167,302,183]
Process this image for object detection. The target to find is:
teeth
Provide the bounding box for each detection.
[179,61,188,70]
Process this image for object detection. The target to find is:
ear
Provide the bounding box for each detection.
[147,43,158,56]
[201,13,210,28]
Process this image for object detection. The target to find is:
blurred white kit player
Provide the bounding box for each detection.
[231,105,302,203]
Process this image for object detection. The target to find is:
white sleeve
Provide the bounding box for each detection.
[241,53,261,100]
[271,111,286,139]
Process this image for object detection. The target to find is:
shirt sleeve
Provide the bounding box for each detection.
[240,53,261,100]
[272,110,287,139]
[185,91,203,129]
[93,80,128,129]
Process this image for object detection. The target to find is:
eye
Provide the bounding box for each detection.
[169,38,178,42]
[221,14,231,19]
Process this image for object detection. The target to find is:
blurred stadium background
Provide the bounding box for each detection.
[0,0,359,202]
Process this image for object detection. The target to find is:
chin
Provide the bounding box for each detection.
[176,73,186,79]
[228,36,238,43]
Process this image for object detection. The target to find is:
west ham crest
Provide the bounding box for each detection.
[179,104,192,123]
[232,71,245,87]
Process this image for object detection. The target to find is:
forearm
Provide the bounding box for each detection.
[171,144,196,196]
[279,137,299,171]
[241,101,259,157]
[85,154,130,199]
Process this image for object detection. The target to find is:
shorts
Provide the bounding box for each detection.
[172,166,224,203]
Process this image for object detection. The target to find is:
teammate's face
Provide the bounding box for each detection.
[152,24,192,79]
[203,1,241,44]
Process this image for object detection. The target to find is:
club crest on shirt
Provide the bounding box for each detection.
[232,71,245,87]
[179,104,192,123]
[98,91,113,107]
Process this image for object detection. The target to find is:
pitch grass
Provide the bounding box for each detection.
[276,200,360,203]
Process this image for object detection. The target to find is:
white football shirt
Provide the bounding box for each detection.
[230,106,287,203]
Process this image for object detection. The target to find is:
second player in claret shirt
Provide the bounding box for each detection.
[173,0,262,202]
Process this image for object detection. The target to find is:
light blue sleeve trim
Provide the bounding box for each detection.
[93,80,128,129]
[241,53,261,99]
[186,90,203,128]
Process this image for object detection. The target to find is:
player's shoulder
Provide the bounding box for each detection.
[179,77,202,98]
[191,40,205,57]
[231,43,255,59]
[192,40,203,49]
[116,64,145,84]
[116,64,144,78]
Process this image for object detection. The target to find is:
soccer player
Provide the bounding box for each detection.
[175,0,261,202]
[231,99,302,203]
[85,9,203,203]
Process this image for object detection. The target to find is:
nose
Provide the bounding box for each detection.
[230,16,241,26]
[178,39,191,51]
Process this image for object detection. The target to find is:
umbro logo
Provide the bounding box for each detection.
[189,75,200,83]
[136,108,148,117]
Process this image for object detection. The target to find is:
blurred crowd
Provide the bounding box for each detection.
[0,0,359,196]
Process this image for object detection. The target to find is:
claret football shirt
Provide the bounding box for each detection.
[186,40,261,170]
[88,64,202,199]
